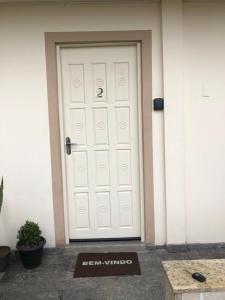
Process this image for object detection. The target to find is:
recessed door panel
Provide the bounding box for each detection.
[71,109,87,145]
[118,191,133,227]
[93,63,107,102]
[117,150,132,186]
[94,108,109,145]
[75,193,90,229]
[95,151,110,187]
[96,192,111,228]
[116,107,130,144]
[69,64,85,103]
[73,152,88,188]
[115,62,129,101]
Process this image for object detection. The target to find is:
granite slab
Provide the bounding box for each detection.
[163,259,225,294]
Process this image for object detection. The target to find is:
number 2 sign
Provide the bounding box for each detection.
[97,88,103,98]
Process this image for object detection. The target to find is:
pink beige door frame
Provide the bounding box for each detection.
[45,31,154,246]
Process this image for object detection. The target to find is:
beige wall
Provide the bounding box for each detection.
[0,1,165,247]
[183,2,225,243]
[1,0,225,247]
[163,0,225,245]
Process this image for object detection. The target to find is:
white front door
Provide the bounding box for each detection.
[59,45,142,240]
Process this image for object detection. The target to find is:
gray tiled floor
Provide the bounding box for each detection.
[1,242,225,300]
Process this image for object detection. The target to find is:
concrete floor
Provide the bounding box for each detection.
[1,242,225,300]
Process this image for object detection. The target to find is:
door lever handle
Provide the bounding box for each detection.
[65,137,76,155]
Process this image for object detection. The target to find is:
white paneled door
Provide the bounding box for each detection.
[59,45,142,239]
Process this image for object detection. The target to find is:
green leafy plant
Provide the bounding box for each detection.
[0,177,3,213]
[17,220,42,248]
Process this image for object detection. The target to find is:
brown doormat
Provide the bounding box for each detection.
[74,252,141,278]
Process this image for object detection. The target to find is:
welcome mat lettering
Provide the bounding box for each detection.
[74,252,141,278]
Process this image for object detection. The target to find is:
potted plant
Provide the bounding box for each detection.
[0,177,11,272]
[16,220,46,269]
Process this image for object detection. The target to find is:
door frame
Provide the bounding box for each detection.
[58,42,144,242]
[45,31,154,246]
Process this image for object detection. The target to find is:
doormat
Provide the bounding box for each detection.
[74,252,141,278]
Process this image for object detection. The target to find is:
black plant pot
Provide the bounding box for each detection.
[16,237,46,269]
[0,246,11,272]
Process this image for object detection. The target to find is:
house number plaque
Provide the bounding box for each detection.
[97,88,103,98]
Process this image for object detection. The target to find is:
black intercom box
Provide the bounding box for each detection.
[153,98,164,111]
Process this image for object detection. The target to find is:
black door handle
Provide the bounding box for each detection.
[65,137,76,155]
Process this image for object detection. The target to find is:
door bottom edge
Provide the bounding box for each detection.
[69,237,141,243]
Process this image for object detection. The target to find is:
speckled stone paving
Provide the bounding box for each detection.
[0,242,225,300]
[163,259,225,293]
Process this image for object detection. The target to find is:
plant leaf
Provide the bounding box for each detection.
[0,177,3,213]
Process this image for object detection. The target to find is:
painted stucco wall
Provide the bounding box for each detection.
[1,0,225,248]
[0,2,165,247]
[183,2,225,243]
